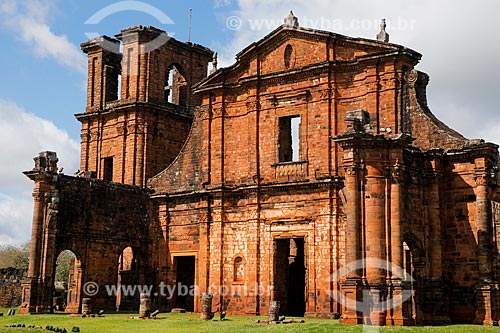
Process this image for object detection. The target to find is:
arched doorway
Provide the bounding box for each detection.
[116,246,138,311]
[53,250,81,313]
[402,234,425,324]
[403,242,416,321]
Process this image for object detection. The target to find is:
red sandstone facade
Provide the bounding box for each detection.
[19,16,500,326]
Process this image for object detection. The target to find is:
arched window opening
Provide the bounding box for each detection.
[234,256,244,282]
[164,64,188,107]
[118,246,135,271]
[284,44,293,69]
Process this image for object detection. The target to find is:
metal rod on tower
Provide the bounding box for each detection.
[187,8,193,42]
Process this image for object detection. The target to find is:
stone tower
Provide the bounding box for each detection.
[77,26,213,187]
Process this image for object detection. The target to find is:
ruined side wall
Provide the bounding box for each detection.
[0,268,27,307]
[400,146,500,324]
[404,70,468,151]
[20,167,158,314]
[55,176,157,312]
[147,108,206,193]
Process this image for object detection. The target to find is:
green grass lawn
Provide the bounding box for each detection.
[0,308,498,333]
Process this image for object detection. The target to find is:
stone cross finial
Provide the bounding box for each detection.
[210,52,218,74]
[376,18,389,43]
[284,11,299,29]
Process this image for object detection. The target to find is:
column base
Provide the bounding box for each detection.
[385,279,415,326]
[473,283,500,326]
[339,278,364,325]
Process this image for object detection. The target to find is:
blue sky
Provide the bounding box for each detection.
[0,0,238,140]
[1,0,500,244]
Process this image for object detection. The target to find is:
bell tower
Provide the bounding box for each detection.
[77,26,214,187]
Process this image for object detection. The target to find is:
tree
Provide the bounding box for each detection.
[14,242,30,269]
[0,241,30,269]
[55,250,76,284]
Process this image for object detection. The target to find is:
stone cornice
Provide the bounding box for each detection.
[195,51,414,95]
[445,142,499,163]
[75,101,193,122]
[150,177,344,200]
[332,132,414,150]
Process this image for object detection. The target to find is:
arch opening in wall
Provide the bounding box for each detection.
[233,256,244,282]
[402,235,424,325]
[53,250,80,313]
[116,246,139,311]
[164,64,188,107]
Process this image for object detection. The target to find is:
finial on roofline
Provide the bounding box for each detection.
[284,11,299,29]
[376,18,389,43]
[210,52,218,74]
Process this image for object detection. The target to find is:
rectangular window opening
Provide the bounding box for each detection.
[103,157,113,182]
[279,115,301,162]
[117,74,122,101]
[90,57,97,107]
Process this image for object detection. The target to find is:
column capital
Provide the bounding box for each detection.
[32,190,44,201]
[344,162,366,178]
[386,161,403,182]
[473,171,490,187]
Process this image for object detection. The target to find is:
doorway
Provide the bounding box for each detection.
[175,256,195,311]
[273,238,306,316]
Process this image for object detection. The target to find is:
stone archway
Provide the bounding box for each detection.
[403,233,425,324]
[20,152,154,314]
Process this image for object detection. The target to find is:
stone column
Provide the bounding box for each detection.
[139,293,151,318]
[82,298,92,315]
[339,163,363,325]
[363,164,387,326]
[268,300,280,322]
[19,152,59,315]
[474,172,492,280]
[473,170,499,325]
[30,190,45,275]
[20,186,47,314]
[387,163,414,326]
[344,164,361,276]
[200,293,213,320]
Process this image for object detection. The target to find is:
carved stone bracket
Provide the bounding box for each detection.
[387,160,403,182]
[318,88,333,99]
[344,162,366,179]
[405,69,418,88]
[474,172,489,187]
[245,100,261,111]
[194,105,211,120]
[89,130,100,141]
[212,105,226,118]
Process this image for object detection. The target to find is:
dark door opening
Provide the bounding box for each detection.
[175,256,195,311]
[273,238,306,316]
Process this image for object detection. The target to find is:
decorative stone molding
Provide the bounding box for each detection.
[405,69,418,88]
[273,161,308,181]
[245,100,261,111]
[474,172,489,187]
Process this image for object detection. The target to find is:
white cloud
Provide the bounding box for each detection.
[214,0,232,9]
[0,100,79,245]
[219,0,500,144]
[0,194,34,246]
[0,0,86,74]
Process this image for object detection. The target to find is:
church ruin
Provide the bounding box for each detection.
[19,13,500,326]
